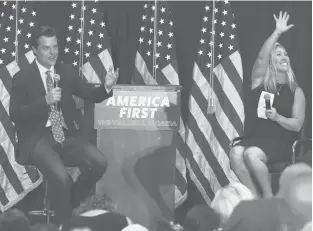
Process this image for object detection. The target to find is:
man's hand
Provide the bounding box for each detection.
[104,67,119,90]
[45,87,61,105]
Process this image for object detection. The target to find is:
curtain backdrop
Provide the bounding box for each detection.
[31,1,312,136]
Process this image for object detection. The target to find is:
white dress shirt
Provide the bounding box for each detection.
[36,59,55,127]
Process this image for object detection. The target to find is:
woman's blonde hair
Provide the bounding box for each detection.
[263,42,298,94]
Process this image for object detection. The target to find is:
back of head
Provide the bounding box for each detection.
[121,224,149,231]
[184,205,221,231]
[211,182,255,224]
[284,172,312,221]
[30,223,59,231]
[0,209,30,231]
[278,163,312,197]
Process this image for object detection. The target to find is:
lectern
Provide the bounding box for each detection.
[95,85,182,231]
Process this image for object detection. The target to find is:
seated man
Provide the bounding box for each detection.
[222,163,312,231]
[9,25,117,225]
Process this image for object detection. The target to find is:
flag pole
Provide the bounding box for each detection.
[15,0,18,64]
[152,0,158,80]
[79,0,85,78]
[207,0,216,114]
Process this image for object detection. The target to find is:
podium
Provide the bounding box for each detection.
[95,85,182,231]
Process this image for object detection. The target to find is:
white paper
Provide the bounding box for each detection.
[257,91,275,119]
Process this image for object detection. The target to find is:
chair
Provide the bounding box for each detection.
[229,125,312,194]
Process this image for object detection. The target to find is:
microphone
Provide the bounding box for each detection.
[264,94,271,110]
[53,74,60,111]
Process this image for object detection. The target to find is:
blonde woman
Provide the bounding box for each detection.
[229,12,306,198]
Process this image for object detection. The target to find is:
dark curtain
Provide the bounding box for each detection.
[32,1,312,137]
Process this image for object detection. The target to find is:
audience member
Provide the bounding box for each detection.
[211,182,255,224]
[183,205,221,231]
[0,209,31,231]
[30,223,59,231]
[222,163,312,231]
[121,224,150,231]
[61,194,132,231]
[301,222,312,231]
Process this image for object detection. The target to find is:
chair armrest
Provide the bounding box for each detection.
[292,138,312,163]
[229,136,247,149]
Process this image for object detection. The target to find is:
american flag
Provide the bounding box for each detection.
[132,1,187,207]
[0,0,42,212]
[185,0,244,204]
[63,0,114,84]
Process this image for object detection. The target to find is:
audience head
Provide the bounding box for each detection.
[211,182,255,224]
[278,163,312,198]
[73,194,117,215]
[183,205,221,231]
[121,224,150,231]
[301,222,312,231]
[30,223,59,231]
[0,209,30,231]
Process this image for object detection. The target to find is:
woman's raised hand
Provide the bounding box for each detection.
[273,11,294,35]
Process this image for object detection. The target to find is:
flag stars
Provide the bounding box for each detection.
[221,21,226,26]
[144,4,148,8]
[11,51,16,57]
[210,30,215,35]
[3,1,7,6]
[230,34,235,39]
[68,25,73,30]
[19,18,24,24]
[169,21,173,26]
[12,4,16,9]
[140,26,145,32]
[151,5,155,11]
[74,50,79,55]
[167,43,172,49]
[228,45,234,50]
[9,15,14,20]
[70,14,75,19]
[206,63,211,68]
[207,52,212,57]
[17,29,21,35]
[64,47,69,53]
[0,12,3,17]
[76,39,81,44]
[209,41,214,46]
[219,43,223,48]
[203,17,208,22]
[13,40,18,46]
[198,50,203,55]
[159,18,164,24]
[155,53,160,58]
[165,55,170,61]
[86,41,91,47]
[146,51,151,56]
[91,8,97,13]
[88,30,93,36]
[29,22,34,27]
[31,11,36,16]
[225,0,229,3]
[158,30,163,35]
[219,32,224,37]
[231,23,236,29]
[218,54,222,59]
[142,15,146,20]
[213,19,217,24]
[154,64,159,69]
[83,6,86,11]
[24,44,29,49]
[90,19,95,25]
[200,38,205,44]
[150,17,154,22]
[26,33,31,38]
[149,28,153,34]
[6,26,11,31]
[72,2,77,8]
[21,7,26,13]
[99,33,103,38]
[148,40,152,45]
[85,52,90,58]
[139,37,143,43]
[0,59,3,65]
[205,5,210,11]
[201,28,207,33]
[73,61,77,66]
[78,28,82,33]
[168,32,173,37]
[222,10,227,15]
[157,41,162,47]
[97,44,102,49]
[161,7,165,13]
[1,48,5,53]
[100,22,105,27]
[214,8,218,13]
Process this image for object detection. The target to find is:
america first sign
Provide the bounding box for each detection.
[94,85,182,131]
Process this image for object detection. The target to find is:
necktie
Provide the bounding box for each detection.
[46,70,65,144]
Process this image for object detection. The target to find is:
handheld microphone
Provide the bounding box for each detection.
[53,74,60,111]
[264,94,271,110]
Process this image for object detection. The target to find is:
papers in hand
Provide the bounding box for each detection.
[257,91,274,119]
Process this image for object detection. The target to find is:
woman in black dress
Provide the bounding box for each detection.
[229,11,306,198]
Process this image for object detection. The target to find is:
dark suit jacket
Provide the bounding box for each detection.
[9,61,112,165]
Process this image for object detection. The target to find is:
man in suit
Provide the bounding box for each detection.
[9,25,117,224]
